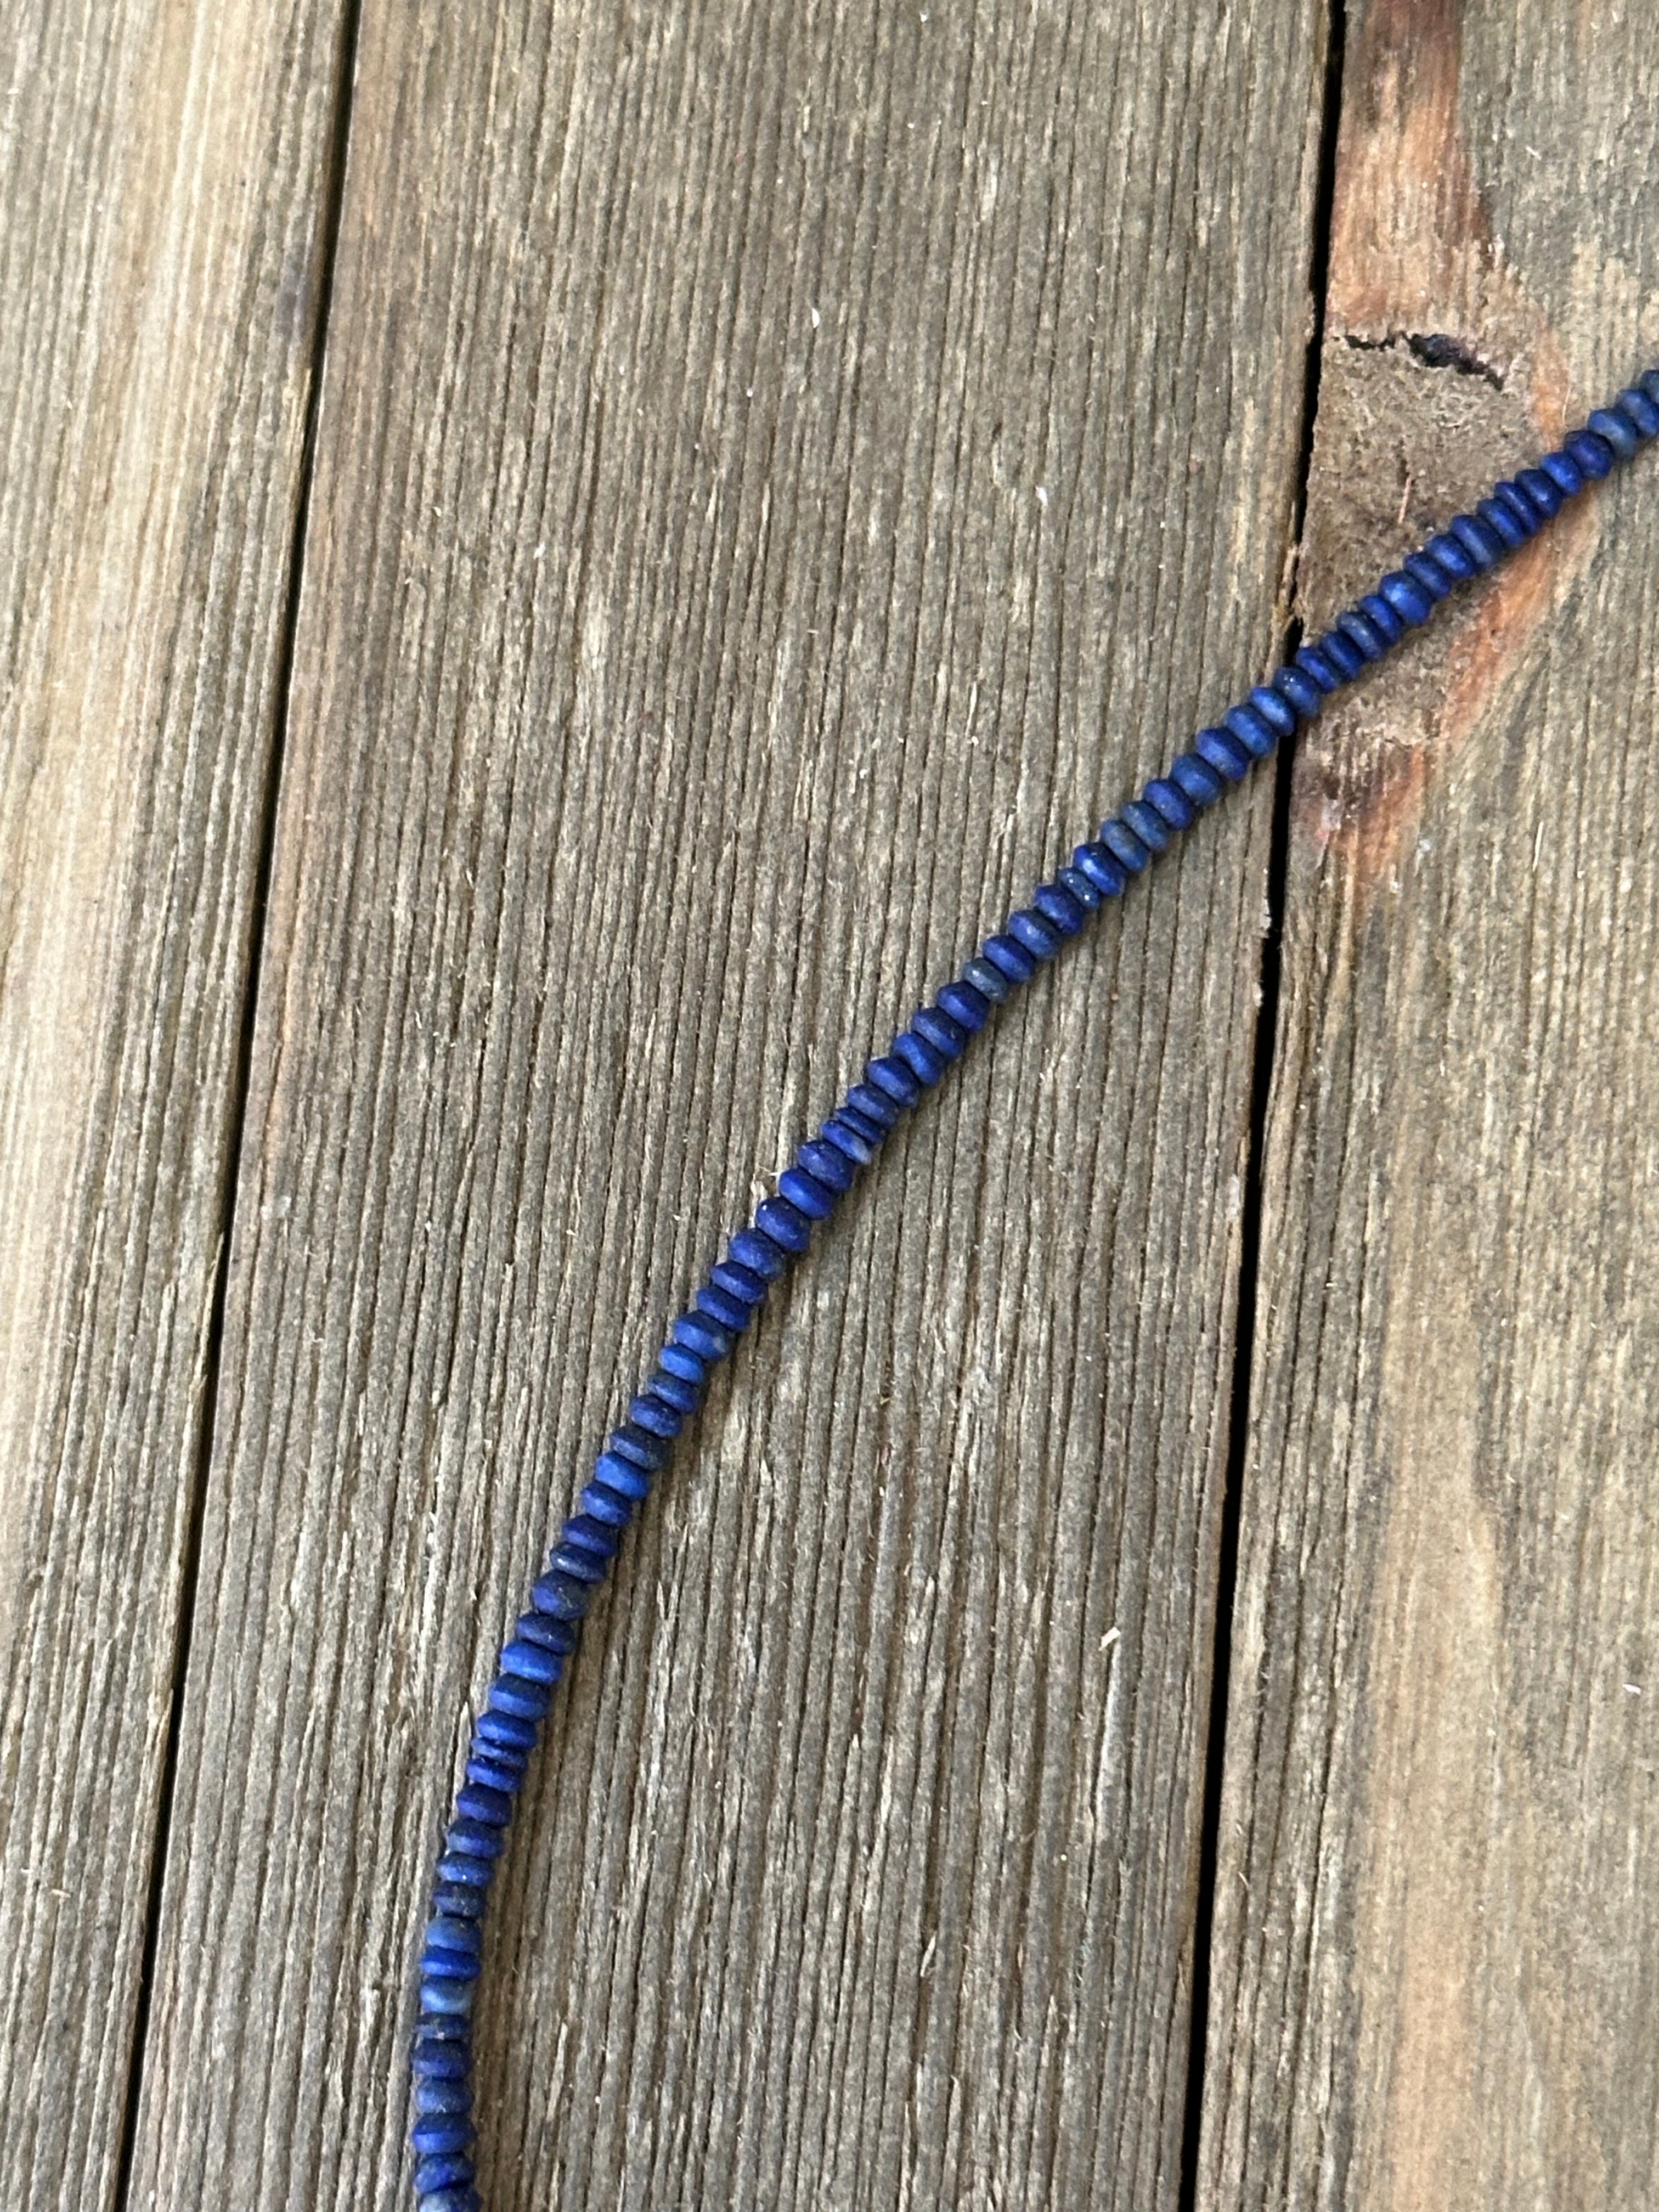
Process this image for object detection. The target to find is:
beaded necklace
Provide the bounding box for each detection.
[407,368,1659,2211]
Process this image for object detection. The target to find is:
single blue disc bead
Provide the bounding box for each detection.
[1378,571,1434,626]
[1194,725,1251,781]
[892,1029,947,1084]
[1031,880,1087,935]
[1565,428,1614,479]
[798,1136,857,1191]
[983,932,1037,984]
[938,979,990,1032]
[1100,818,1149,872]
[755,1194,813,1251]
[1008,907,1064,958]
[1073,840,1127,895]
[1120,799,1172,853]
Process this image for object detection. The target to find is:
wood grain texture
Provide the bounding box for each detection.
[126,1,1327,2205]
[1199,3,1659,2207]
[0,1,348,2204]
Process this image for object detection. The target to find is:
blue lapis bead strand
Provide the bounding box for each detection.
[408,370,1659,2211]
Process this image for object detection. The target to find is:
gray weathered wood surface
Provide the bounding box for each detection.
[0,1,350,2204]
[125,1,1323,2205]
[5,0,1658,2208]
[1198,3,1659,2209]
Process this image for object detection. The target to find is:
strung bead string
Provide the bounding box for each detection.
[408,369,1659,2211]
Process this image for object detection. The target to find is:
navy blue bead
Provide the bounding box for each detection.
[1008,907,1064,958]
[1272,667,1323,722]
[657,1342,708,1388]
[798,1137,856,1192]
[420,2191,481,2212]
[584,1486,637,1539]
[1170,752,1224,806]
[592,1451,654,1504]
[422,1946,481,1988]
[563,1511,622,1559]
[1031,881,1087,936]
[517,1610,575,1663]
[912,1004,968,1058]
[1073,840,1127,896]
[1143,775,1196,830]
[1449,512,1504,569]
[549,1540,606,1584]
[1224,702,1278,759]
[1336,608,1388,661]
[432,1880,487,1922]
[1378,571,1434,627]
[983,932,1037,984]
[1054,864,1099,911]
[695,1279,752,1331]
[1249,683,1297,738]
[414,2075,471,2116]
[516,1608,578,1655]
[821,1112,878,1167]
[611,1421,670,1471]
[673,1309,735,1360]
[415,2010,470,2042]
[1402,551,1455,602]
[646,1368,700,1417]
[526,1573,588,1624]
[892,1029,947,1085]
[448,1816,506,1860]
[465,1751,523,1796]
[938,980,990,1032]
[730,1224,791,1278]
[780,1164,838,1217]
[1100,818,1149,872]
[411,2118,475,2154]
[628,1391,681,1438]
[421,1973,475,2017]
[963,954,1011,1003]
[867,1053,923,1108]
[413,2038,470,2081]
[1194,725,1251,781]
[714,1255,770,1307]
[1585,410,1635,461]
[422,1964,479,1999]
[428,1912,481,1956]
[435,1850,492,1889]
[838,1101,889,1146]
[1358,591,1406,644]
[455,1782,512,1827]
[415,2155,476,2194]
[1538,448,1584,498]
[1480,492,1531,548]
[1616,385,1659,438]
[1517,465,1564,518]
[1425,531,1477,582]
[474,1709,537,1754]
[486,1672,548,1723]
[1294,642,1342,693]
[1566,428,1613,479]
[1120,799,1172,853]
[1643,368,1659,407]
[494,1656,561,1706]
[755,1193,813,1251]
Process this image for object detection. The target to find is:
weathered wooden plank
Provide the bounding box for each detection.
[129,2,1326,2204]
[0,1,351,2204]
[1199,3,1659,2207]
